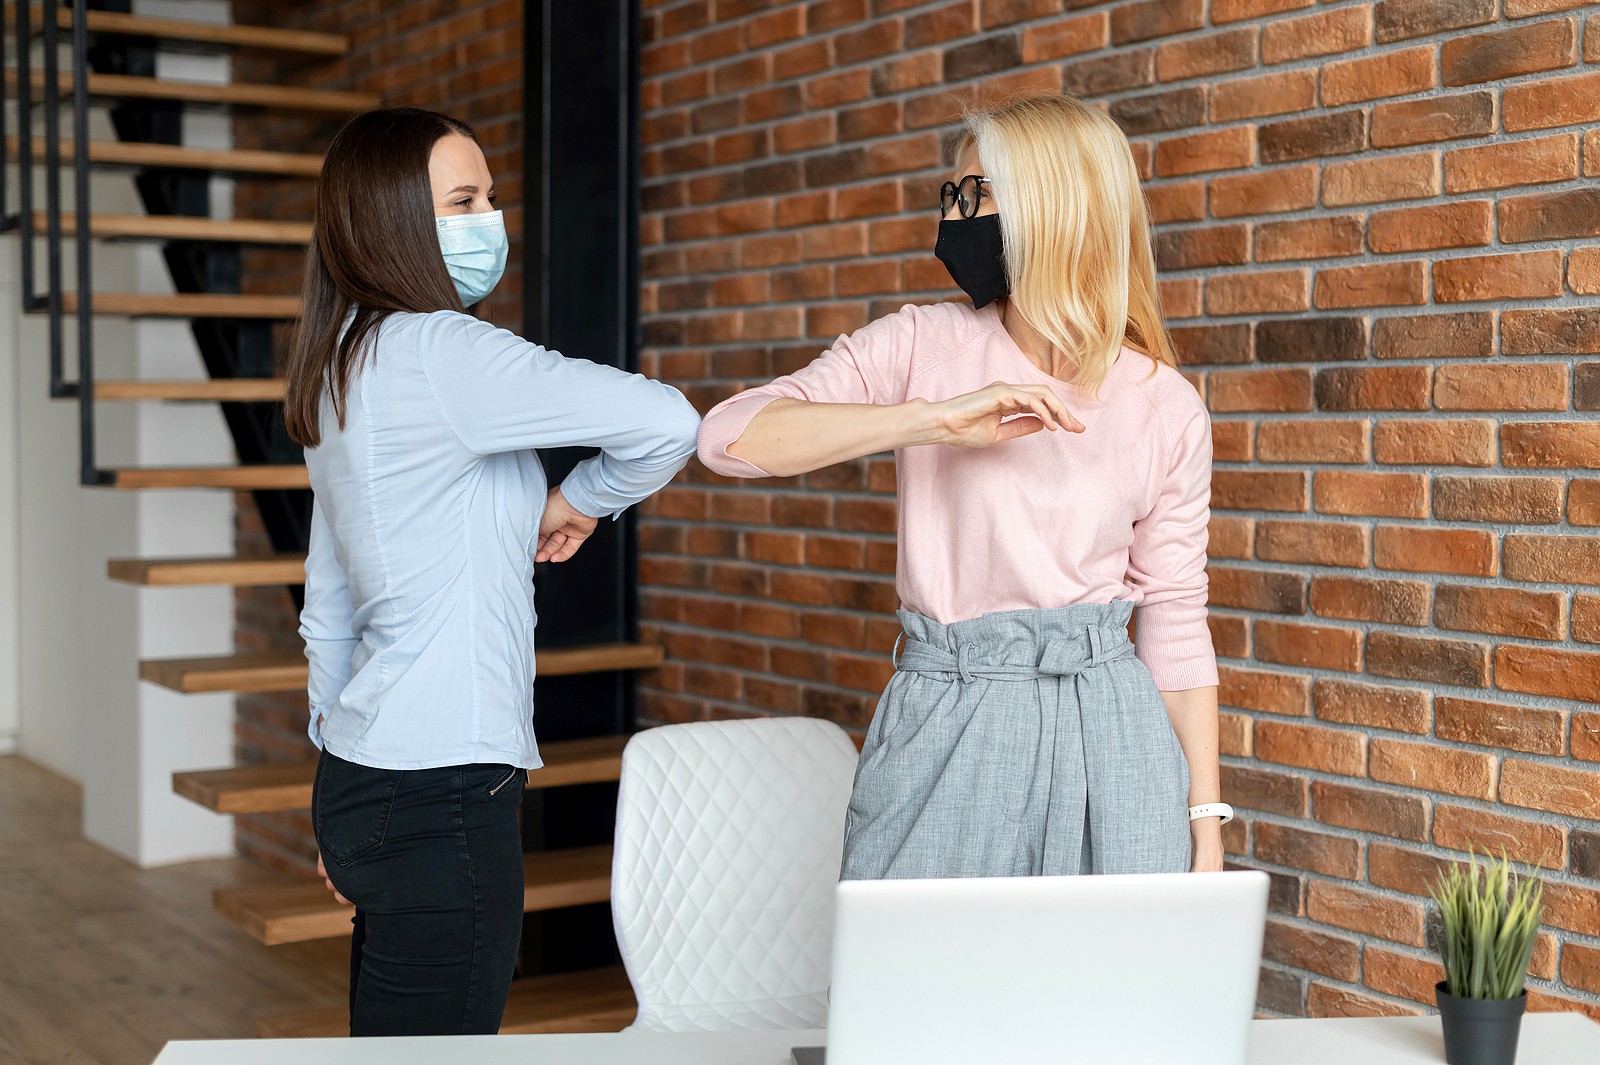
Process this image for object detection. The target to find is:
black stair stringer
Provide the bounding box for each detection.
[84,24,311,600]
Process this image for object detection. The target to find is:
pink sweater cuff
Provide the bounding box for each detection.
[1135,599,1219,691]
[695,393,783,478]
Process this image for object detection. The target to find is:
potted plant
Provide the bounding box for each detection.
[1428,850,1545,1065]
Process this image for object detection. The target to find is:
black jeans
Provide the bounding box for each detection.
[312,749,526,1036]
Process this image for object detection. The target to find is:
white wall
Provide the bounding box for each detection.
[0,234,21,757]
[7,1,244,864]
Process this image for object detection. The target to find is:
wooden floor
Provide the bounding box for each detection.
[0,756,349,1065]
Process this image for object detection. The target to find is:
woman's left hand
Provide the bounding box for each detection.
[536,486,598,563]
[1190,817,1225,873]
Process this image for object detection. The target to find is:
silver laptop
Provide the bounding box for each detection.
[799,869,1268,1065]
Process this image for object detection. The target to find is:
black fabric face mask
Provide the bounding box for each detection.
[934,214,1010,309]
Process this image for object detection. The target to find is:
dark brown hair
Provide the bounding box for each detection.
[285,107,476,447]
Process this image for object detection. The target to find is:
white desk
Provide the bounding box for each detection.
[1248,1013,1598,1063]
[150,1013,1600,1064]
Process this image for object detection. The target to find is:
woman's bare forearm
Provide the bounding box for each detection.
[727,397,945,477]
[1161,684,1223,871]
[1160,684,1221,808]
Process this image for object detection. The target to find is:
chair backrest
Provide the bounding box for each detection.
[610,717,859,1032]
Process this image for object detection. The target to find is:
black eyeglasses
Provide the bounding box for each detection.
[939,175,991,218]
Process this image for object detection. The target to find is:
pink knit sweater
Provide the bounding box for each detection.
[697,300,1218,692]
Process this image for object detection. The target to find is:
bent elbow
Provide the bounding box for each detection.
[668,397,703,461]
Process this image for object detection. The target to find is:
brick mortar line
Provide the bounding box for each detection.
[1218,746,1595,834]
[642,588,902,619]
[1240,805,1595,875]
[639,683,884,720]
[638,569,900,595]
[641,6,1592,105]
[1216,645,1600,716]
[648,485,899,500]
[640,15,1599,162]
[1214,641,1600,713]
[1233,852,1600,967]
[641,122,1596,255]
[644,614,898,656]
[640,556,899,581]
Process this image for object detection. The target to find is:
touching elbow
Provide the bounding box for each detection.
[670,399,703,461]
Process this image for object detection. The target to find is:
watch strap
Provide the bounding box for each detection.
[1188,802,1233,825]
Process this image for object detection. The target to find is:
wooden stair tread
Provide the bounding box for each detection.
[8,69,377,113]
[215,845,613,945]
[108,553,306,586]
[108,465,309,490]
[7,136,322,177]
[95,379,287,401]
[6,4,349,56]
[57,292,301,318]
[144,643,664,693]
[35,210,311,244]
[254,966,635,1038]
[140,652,309,693]
[174,734,630,813]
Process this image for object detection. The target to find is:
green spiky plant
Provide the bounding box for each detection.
[1428,850,1545,1001]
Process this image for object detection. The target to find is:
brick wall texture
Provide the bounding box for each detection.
[226,0,525,878]
[634,0,1600,1019]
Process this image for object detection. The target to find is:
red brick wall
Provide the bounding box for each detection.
[228,0,526,876]
[635,0,1600,1017]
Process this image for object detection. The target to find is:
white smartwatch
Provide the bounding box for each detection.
[1188,802,1234,825]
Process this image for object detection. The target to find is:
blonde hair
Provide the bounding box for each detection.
[955,94,1174,392]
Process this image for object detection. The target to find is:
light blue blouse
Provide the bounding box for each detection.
[299,310,700,770]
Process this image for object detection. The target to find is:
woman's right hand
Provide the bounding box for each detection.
[927,381,1083,448]
[536,486,599,563]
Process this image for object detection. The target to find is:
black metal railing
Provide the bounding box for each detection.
[7,0,105,484]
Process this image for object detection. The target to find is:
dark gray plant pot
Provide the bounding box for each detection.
[1435,982,1526,1065]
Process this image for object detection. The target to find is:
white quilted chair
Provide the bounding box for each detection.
[610,717,859,1032]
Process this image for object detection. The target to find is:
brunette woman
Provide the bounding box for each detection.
[698,94,1226,880]
[286,107,699,1036]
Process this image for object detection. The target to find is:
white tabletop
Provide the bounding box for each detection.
[151,1013,1600,1065]
[1246,1013,1599,1064]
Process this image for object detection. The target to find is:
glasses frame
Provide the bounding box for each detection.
[939,175,992,219]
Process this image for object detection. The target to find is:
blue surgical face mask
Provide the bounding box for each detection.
[435,209,508,306]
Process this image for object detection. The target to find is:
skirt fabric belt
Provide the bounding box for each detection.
[840,601,1191,880]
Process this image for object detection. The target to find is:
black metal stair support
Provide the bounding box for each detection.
[84,1,313,598]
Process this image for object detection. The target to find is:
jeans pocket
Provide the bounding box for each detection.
[486,766,522,800]
[483,757,521,799]
[313,752,402,867]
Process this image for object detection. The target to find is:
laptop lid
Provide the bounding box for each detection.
[824,870,1269,1065]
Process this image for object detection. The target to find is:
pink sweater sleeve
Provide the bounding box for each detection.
[696,308,912,478]
[1128,386,1218,691]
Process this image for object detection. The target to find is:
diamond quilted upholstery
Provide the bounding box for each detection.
[610,717,859,1032]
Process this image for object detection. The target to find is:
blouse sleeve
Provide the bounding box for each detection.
[1127,389,1218,691]
[696,305,917,478]
[299,496,358,748]
[417,313,702,519]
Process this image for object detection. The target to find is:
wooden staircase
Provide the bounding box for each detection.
[218,844,615,945]
[10,2,644,1038]
[8,136,323,176]
[174,734,630,814]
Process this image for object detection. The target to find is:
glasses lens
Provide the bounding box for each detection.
[940,182,958,215]
[958,176,983,218]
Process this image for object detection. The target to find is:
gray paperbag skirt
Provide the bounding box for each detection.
[840,601,1192,880]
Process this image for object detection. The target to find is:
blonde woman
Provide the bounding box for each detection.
[696,94,1225,879]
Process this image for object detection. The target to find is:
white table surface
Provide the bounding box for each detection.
[150,1012,1600,1064]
